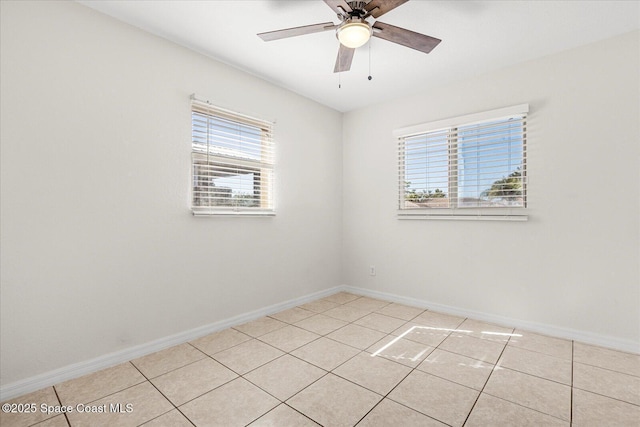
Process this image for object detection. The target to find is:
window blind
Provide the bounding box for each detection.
[191,99,275,215]
[397,105,527,217]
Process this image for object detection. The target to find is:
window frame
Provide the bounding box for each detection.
[395,104,529,221]
[190,99,275,216]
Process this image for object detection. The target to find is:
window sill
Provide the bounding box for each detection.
[397,209,528,221]
[192,209,275,217]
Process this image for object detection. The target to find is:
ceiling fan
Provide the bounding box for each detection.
[257,0,441,73]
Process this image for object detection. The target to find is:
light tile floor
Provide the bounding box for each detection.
[2,292,639,426]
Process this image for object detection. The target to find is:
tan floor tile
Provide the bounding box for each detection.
[322,292,360,304]
[31,414,69,427]
[66,382,173,427]
[150,358,237,405]
[212,339,284,375]
[573,362,640,405]
[345,297,390,312]
[439,334,506,364]
[131,343,206,379]
[466,393,568,427]
[140,409,193,426]
[391,322,450,347]
[354,313,407,333]
[327,324,387,350]
[189,328,251,356]
[268,307,315,324]
[55,362,145,406]
[508,329,573,359]
[375,302,424,321]
[291,337,359,371]
[497,346,572,385]
[367,335,434,368]
[413,311,466,329]
[572,388,640,427]
[257,325,320,353]
[244,355,326,401]
[299,299,340,313]
[233,317,288,338]
[294,314,348,335]
[180,378,278,426]
[357,398,447,427]
[451,318,515,343]
[323,305,370,322]
[388,370,479,427]
[483,367,571,421]
[249,404,320,426]
[573,342,640,377]
[333,352,411,395]
[0,387,61,427]
[417,349,494,390]
[287,373,382,427]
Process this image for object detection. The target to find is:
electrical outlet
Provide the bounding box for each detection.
[369,265,376,276]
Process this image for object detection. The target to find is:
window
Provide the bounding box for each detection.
[191,99,274,215]
[396,104,528,219]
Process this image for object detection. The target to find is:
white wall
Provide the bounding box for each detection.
[0,1,343,386]
[342,31,640,349]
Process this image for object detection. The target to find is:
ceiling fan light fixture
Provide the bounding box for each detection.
[337,20,371,49]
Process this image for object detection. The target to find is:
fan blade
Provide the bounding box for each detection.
[365,0,408,18]
[258,22,336,41]
[372,21,441,54]
[323,0,352,15]
[334,44,355,73]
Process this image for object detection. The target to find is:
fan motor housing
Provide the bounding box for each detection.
[341,1,368,20]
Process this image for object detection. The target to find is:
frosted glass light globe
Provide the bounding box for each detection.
[337,21,371,48]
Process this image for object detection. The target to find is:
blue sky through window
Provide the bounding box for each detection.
[458,118,524,200]
[402,115,525,208]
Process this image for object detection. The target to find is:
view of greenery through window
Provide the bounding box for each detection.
[401,116,526,209]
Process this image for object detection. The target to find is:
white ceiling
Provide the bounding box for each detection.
[77,0,639,112]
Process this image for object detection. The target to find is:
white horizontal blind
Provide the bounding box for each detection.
[191,100,275,215]
[398,106,527,213]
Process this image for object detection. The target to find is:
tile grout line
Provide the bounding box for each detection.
[134,351,208,382]
[279,402,323,427]
[506,342,574,361]
[187,330,253,358]
[489,365,572,388]
[570,340,574,426]
[128,360,197,427]
[571,359,640,379]
[51,385,71,427]
[570,385,640,408]
[460,324,512,427]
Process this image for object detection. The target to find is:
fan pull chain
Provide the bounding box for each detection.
[368,38,372,81]
[338,49,342,88]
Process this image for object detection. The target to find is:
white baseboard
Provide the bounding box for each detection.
[0,286,343,402]
[342,285,640,354]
